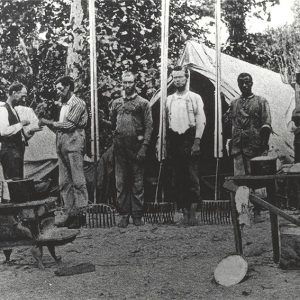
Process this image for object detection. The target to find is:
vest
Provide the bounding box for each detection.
[0,103,24,151]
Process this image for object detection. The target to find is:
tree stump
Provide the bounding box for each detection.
[279,223,300,269]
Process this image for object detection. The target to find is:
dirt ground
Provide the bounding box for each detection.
[0,212,299,300]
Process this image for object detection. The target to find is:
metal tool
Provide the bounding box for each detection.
[143,164,175,224]
[199,200,232,225]
[84,204,116,228]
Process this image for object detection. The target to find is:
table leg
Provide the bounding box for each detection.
[31,245,45,269]
[47,245,62,263]
[230,192,243,255]
[267,184,280,263]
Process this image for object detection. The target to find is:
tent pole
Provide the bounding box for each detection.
[89,0,98,203]
[158,0,170,163]
[214,0,223,200]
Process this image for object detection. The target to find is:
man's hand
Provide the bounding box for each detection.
[21,120,30,126]
[39,118,54,127]
[136,145,147,162]
[28,126,43,135]
[191,138,201,156]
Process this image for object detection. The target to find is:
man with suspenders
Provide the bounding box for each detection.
[166,66,206,225]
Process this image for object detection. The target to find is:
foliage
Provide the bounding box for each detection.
[0,0,213,154]
[222,0,279,62]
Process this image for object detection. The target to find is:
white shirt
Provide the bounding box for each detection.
[166,91,206,138]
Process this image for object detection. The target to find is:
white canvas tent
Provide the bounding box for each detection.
[151,40,295,163]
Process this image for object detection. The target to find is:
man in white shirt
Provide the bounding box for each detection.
[0,82,33,180]
[166,66,206,225]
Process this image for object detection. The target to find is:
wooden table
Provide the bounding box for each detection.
[225,174,300,263]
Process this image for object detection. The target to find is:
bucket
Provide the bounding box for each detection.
[250,156,277,176]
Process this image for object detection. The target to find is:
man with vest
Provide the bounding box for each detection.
[0,82,40,262]
[166,66,206,225]
[110,71,153,228]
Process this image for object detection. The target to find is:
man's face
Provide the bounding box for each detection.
[172,70,187,89]
[122,74,135,96]
[238,76,253,96]
[12,87,27,106]
[56,82,70,101]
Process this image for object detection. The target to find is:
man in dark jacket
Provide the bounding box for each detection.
[224,73,272,220]
[225,73,272,175]
[110,71,153,227]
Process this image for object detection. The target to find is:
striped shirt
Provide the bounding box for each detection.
[53,94,88,131]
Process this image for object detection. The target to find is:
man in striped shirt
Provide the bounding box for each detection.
[40,76,88,228]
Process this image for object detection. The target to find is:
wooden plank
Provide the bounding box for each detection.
[249,194,300,226]
[266,183,280,263]
[226,174,300,181]
[230,192,243,255]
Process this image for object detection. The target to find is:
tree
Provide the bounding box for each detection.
[222,0,279,61]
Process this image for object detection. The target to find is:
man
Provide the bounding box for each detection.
[40,76,88,228]
[225,73,272,175]
[0,82,39,262]
[224,73,272,219]
[110,71,153,227]
[166,66,206,225]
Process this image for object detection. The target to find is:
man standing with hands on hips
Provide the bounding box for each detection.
[40,76,89,228]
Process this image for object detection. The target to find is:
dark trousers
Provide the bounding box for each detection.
[0,145,24,179]
[167,128,201,210]
[114,134,144,218]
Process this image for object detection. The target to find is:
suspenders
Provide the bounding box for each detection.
[168,92,198,127]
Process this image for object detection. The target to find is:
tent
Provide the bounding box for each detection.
[150,40,295,164]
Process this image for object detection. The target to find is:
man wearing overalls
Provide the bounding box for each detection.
[110,71,153,227]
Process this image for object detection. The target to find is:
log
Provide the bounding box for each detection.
[279,223,300,269]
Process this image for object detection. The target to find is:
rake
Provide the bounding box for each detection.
[199,200,232,225]
[84,203,116,228]
[143,163,175,224]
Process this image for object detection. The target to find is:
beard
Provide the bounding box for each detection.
[175,82,187,92]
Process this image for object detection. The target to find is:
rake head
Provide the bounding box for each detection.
[199,200,232,225]
[143,202,175,224]
[84,204,116,228]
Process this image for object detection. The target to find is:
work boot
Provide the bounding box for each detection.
[182,209,189,225]
[118,216,129,228]
[3,249,12,263]
[133,217,143,226]
[67,216,81,229]
[188,203,198,226]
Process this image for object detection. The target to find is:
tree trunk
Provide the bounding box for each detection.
[66,0,85,84]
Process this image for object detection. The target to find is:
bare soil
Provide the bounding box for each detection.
[0,212,299,300]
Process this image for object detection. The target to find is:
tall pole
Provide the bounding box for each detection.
[158,0,170,162]
[214,0,223,200]
[89,0,99,202]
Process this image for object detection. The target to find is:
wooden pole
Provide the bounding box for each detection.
[158,0,170,162]
[89,0,98,202]
[214,0,223,200]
